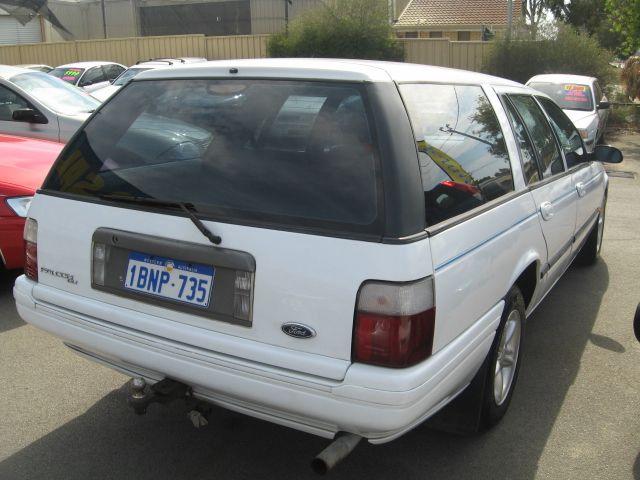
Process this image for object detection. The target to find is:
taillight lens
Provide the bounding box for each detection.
[353,277,435,368]
[23,218,38,282]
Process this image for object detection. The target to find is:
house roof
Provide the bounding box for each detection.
[395,0,520,28]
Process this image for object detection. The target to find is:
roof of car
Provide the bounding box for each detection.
[55,61,124,69]
[527,74,597,85]
[0,65,35,80]
[134,58,523,86]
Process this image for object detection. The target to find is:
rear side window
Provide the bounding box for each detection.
[503,97,540,185]
[508,95,565,178]
[399,83,513,226]
[43,79,382,236]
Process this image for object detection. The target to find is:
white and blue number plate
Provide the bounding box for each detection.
[124,252,214,308]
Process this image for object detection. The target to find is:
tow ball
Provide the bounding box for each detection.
[126,377,211,427]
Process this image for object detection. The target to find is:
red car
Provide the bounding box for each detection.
[0,134,63,270]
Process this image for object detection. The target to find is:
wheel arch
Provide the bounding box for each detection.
[508,253,541,311]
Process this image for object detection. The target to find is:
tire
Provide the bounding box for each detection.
[478,285,526,431]
[575,194,607,266]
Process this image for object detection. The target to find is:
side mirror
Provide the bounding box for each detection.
[592,144,623,163]
[12,108,48,124]
[597,101,610,110]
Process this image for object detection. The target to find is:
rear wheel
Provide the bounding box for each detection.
[478,285,526,430]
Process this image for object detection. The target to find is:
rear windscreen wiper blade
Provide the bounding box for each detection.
[99,194,222,245]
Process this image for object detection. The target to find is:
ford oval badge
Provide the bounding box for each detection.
[281,323,316,339]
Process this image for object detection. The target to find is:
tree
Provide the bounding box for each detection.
[606,0,640,56]
[522,0,549,37]
[267,0,403,60]
[483,24,616,86]
[547,0,625,54]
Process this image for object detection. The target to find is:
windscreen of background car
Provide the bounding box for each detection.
[49,67,85,85]
[10,72,99,116]
[528,82,594,111]
[113,68,152,86]
[43,79,382,236]
[399,83,513,226]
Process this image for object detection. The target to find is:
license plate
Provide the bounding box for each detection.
[124,252,214,308]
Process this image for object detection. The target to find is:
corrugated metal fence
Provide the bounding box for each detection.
[0,35,490,71]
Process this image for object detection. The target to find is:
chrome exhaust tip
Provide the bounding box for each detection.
[311,433,362,475]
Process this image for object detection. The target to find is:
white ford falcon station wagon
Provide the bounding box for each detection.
[14,59,622,471]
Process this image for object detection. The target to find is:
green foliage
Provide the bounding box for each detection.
[267,0,403,61]
[482,25,616,87]
[606,0,640,57]
[547,0,626,54]
[622,56,640,99]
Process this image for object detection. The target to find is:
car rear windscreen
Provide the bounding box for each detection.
[43,79,382,236]
[528,82,594,111]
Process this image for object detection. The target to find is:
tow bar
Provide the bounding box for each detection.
[126,377,211,427]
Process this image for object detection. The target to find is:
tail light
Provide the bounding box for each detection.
[24,218,38,282]
[353,277,435,368]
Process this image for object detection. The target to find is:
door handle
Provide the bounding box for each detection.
[576,182,587,197]
[540,201,554,221]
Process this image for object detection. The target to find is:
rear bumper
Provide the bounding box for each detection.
[14,275,501,443]
[0,216,25,270]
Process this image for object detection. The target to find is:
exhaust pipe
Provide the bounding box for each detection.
[311,433,362,475]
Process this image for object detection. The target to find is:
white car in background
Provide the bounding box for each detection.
[91,58,207,102]
[49,61,126,93]
[526,74,610,152]
[0,65,99,142]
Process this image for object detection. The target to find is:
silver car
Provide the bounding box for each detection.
[0,65,99,142]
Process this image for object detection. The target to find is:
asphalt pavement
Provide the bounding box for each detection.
[0,133,639,480]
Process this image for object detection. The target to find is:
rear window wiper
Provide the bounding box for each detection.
[99,194,222,245]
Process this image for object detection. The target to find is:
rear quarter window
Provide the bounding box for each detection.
[399,83,514,226]
[43,79,383,237]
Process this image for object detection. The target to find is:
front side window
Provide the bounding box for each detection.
[508,95,565,178]
[9,72,99,116]
[536,96,584,167]
[527,82,594,112]
[50,67,84,86]
[0,84,29,121]
[44,80,382,235]
[400,83,513,226]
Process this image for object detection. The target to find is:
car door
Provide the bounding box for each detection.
[506,94,577,284]
[78,67,108,92]
[537,95,605,249]
[0,82,58,142]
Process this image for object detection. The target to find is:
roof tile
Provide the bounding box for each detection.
[395,0,521,28]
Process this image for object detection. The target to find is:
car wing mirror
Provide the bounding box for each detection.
[592,144,623,163]
[12,108,48,124]
[597,101,611,110]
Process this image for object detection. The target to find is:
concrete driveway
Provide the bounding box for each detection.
[0,133,639,480]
